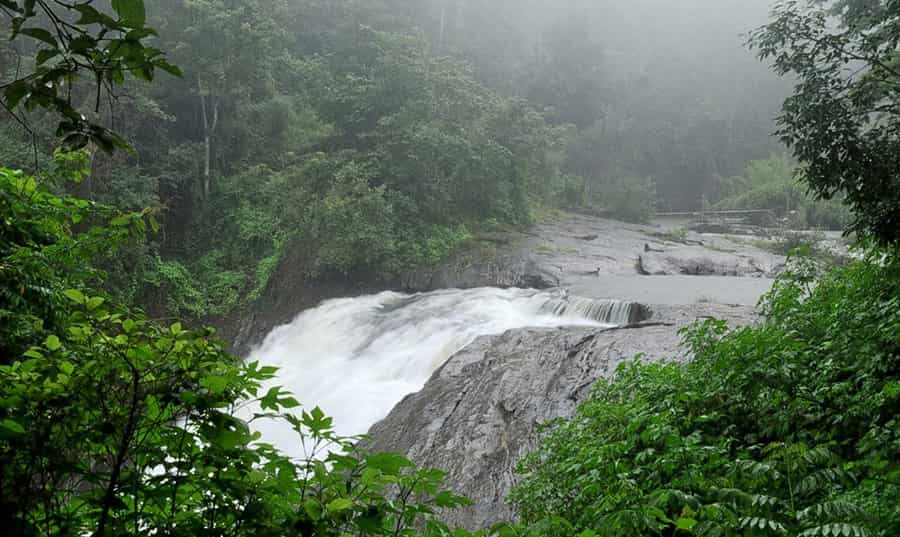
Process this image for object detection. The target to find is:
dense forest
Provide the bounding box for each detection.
[2,0,809,325]
[1,0,899,536]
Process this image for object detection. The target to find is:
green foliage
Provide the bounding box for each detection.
[651,227,689,245]
[6,3,572,322]
[0,166,484,537]
[597,176,656,224]
[142,256,209,318]
[312,168,399,275]
[0,0,180,150]
[0,162,154,359]
[717,154,852,230]
[512,249,900,536]
[749,1,900,244]
[556,174,589,209]
[754,231,849,267]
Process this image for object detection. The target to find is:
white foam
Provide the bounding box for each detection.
[244,287,628,457]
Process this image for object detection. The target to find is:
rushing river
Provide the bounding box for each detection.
[244,287,640,457]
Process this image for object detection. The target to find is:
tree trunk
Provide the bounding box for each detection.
[438,3,446,53]
[199,89,218,199]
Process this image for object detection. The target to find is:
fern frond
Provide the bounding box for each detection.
[797,500,869,523]
[796,467,855,496]
[739,516,788,534]
[797,522,870,537]
[713,487,754,507]
[750,493,782,508]
[735,458,782,480]
[801,446,841,467]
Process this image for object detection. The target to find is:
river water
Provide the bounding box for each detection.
[244,287,636,456]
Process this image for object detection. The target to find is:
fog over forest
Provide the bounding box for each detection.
[402,0,790,210]
[4,0,900,535]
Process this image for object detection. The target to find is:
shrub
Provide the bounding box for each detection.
[511,248,900,536]
[717,154,853,230]
[596,176,656,223]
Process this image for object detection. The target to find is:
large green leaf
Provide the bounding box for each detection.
[365,452,413,476]
[111,0,145,26]
[19,27,57,47]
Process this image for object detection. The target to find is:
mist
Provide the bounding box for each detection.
[389,0,789,211]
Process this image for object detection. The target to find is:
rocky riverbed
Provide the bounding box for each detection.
[402,212,784,304]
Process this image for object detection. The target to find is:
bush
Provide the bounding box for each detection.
[557,173,589,208]
[310,166,399,276]
[596,176,656,223]
[511,248,900,536]
[717,154,853,230]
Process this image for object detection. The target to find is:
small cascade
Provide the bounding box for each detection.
[540,295,648,325]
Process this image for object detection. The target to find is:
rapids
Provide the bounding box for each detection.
[244,287,639,457]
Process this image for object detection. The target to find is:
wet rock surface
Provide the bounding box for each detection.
[364,303,757,529]
[402,213,785,296]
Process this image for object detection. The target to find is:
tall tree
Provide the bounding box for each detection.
[750,0,900,244]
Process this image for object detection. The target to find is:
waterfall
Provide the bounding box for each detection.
[539,294,646,325]
[244,287,643,457]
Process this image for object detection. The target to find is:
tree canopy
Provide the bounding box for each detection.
[750,0,900,244]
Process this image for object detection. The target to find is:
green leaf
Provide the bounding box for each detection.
[74,4,116,26]
[365,453,413,476]
[303,498,322,521]
[302,406,333,434]
[68,36,97,54]
[36,48,58,66]
[200,375,229,394]
[155,59,183,78]
[259,365,280,376]
[434,490,469,508]
[676,518,697,532]
[109,214,132,227]
[1,419,25,434]
[326,498,354,514]
[19,28,57,47]
[45,335,61,351]
[3,81,29,109]
[111,0,145,25]
[63,289,86,304]
[87,296,105,311]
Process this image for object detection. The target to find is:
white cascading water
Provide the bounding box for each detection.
[245,287,639,458]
